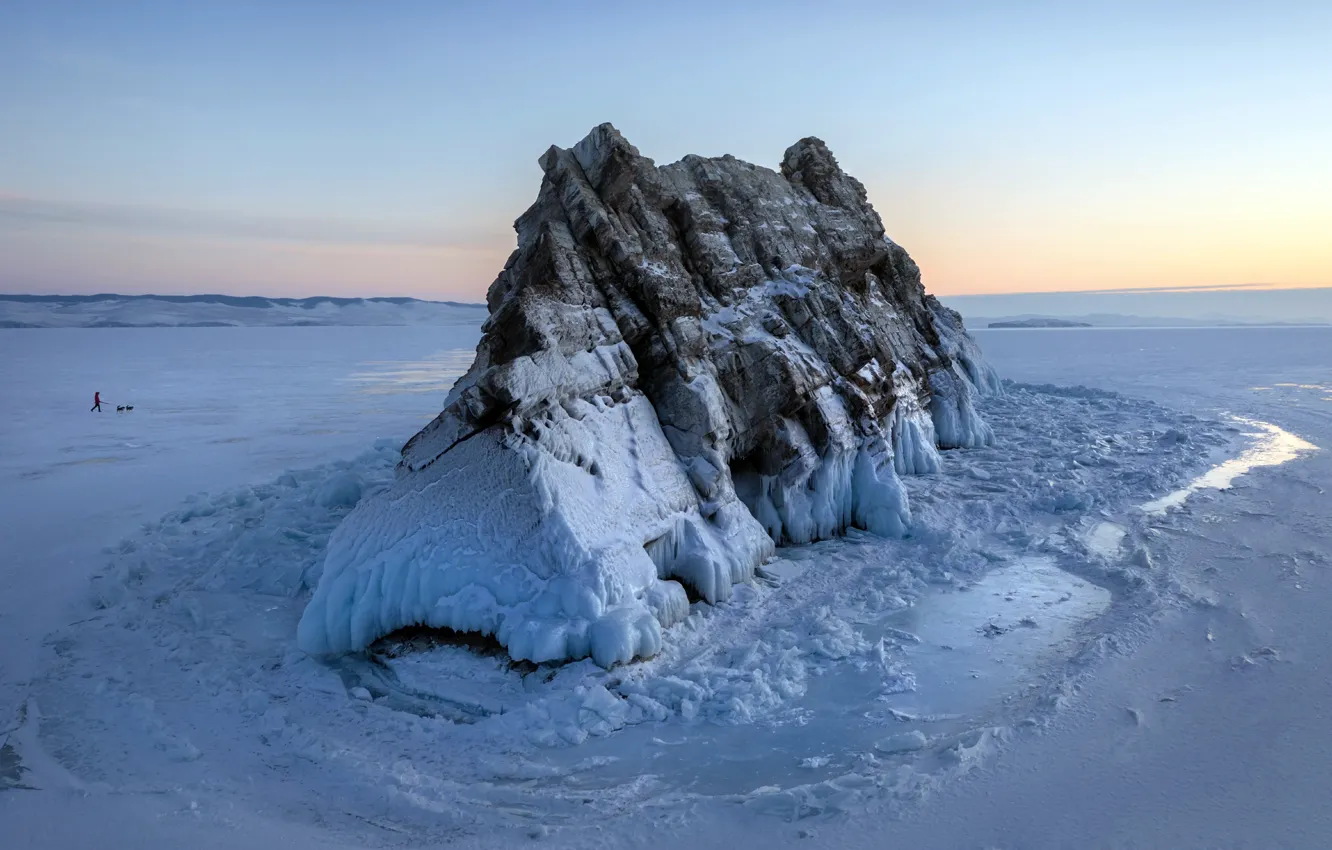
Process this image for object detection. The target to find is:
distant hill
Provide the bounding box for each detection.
[940,286,1332,328]
[0,293,487,328]
[987,318,1092,329]
[969,313,1330,329]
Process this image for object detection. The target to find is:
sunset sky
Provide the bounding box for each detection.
[2,0,1329,300]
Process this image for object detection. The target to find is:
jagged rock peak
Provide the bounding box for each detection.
[780,135,876,218]
[298,124,1002,669]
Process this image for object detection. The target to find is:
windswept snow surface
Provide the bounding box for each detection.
[5,326,1329,850]
[873,327,1332,850]
[0,326,479,745]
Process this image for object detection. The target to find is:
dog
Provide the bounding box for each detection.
[116,405,125,413]
[126,405,134,412]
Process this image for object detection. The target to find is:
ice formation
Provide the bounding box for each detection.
[298,124,1001,667]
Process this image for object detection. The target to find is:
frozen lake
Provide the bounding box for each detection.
[0,326,479,716]
[2,324,1329,849]
[974,325,1332,410]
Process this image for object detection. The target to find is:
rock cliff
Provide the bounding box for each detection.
[298,124,1000,667]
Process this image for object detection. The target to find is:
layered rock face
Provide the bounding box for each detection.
[298,124,1000,668]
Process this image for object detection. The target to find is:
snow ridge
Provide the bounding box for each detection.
[299,124,1001,667]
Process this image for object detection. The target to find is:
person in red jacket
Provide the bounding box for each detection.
[91,391,102,412]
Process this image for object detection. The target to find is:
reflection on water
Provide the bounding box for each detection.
[344,350,474,395]
[1140,417,1318,515]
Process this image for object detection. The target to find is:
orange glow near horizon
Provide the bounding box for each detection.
[905,222,1332,296]
[0,226,515,300]
[3,218,1330,301]
[3,163,1330,301]
[868,167,1332,297]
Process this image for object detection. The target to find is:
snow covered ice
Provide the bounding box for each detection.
[30,378,1230,792]
[4,319,1331,849]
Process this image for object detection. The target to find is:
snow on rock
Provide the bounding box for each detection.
[299,123,1000,666]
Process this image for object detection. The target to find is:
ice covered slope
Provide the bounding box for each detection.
[299,124,1001,668]
[0,294,485,328]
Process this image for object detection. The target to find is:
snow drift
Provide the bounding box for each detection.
[298,123,1000,667]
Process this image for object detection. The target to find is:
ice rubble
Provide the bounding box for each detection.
[299,124,1001,667]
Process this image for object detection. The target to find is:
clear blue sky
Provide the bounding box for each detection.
[2,0,1329,299]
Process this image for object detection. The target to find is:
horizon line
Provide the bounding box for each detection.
[941,282,1332,298]
[4,281,1331,302]
[0,291,487,305]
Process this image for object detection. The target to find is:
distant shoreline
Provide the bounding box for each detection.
[7,321,1329,331]
[987,318,1091,329]
[0,293,487,329]
[0,293,486,308]
[1,322,482,329]
[973,323,1331,331]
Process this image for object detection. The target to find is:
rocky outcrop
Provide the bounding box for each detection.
[298,124,1000,668]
